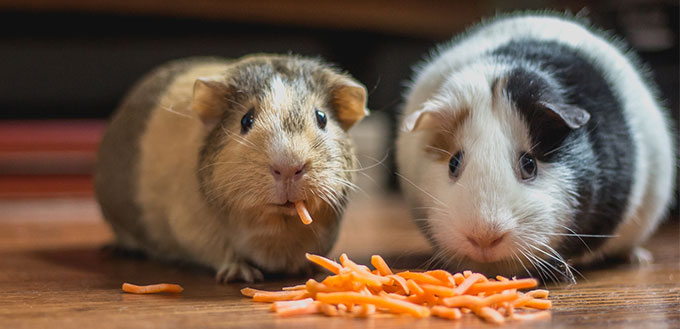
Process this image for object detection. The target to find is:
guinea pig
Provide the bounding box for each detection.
[396,13,676,283]
[94,55,369,282]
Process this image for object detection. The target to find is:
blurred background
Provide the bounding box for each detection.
[0,0,677,219]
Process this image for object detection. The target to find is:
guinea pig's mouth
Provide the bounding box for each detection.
[268,200,306,216]
[272,201,297,209]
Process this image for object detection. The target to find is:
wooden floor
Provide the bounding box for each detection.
[0,196,678,328]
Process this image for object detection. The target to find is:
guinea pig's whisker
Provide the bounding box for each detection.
[543,138,576,157]
[220,125,258,149]
[518,243,559,283]
[524,242,575,283]
[225,98,249,112]
[526,141,541,155]
[160,104,193,119]
[197,161,244,172]
[555,223,595,254]
[532,239,582,282]
[519,246,557,284]
[315,185,342,216]
[425,145,452,157]
[355,171,385,192]
[544,232,617,238]
[512,251,534,278]
[394,172,447,208]
[354,152,392,172]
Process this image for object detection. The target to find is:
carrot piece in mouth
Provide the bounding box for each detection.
[295,201,313,225]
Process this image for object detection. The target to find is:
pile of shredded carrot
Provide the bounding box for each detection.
[241,253,551,324]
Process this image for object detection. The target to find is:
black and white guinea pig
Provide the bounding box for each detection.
[396,13,676,282]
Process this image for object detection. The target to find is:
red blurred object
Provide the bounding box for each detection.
[0,120,106,198]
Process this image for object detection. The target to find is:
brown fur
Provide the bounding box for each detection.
[95,55,367,282]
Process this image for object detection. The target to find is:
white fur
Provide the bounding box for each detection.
[397,14,675,277]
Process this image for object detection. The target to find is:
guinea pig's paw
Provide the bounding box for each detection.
[216,261,264,283]
[629,247,653,266]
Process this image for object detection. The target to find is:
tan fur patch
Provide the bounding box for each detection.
[424,108,470,161]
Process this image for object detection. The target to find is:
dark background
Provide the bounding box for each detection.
[1,2,677,121]
[0,0,677,216]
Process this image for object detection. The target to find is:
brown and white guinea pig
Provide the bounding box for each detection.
[396,13,676,282]
[94,54,368,282]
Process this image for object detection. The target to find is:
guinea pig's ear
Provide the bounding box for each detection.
[192,77,230,126]
[402,109,440,132]
[330,78,369,131]
[537,101,590,129]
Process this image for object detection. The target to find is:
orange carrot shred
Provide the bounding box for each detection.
[465,278,538,295]
[122,283,183,294]
[452,273,487,295]
[305,253,342,274]
[406,279,425,296]
[431,305,462,320]
[370,255,393,276]
[397,271,447,286]
[453,273,465,285]
[512,310,551,321]
[251,290,308,302]
[316,292,430,318]
[282,284,307,291]
[526,289,550,298]
[295,201,313,225]
[474,306,505,324]
[523,298,552,310]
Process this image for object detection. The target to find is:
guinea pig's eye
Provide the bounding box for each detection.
[314,108,327,129]
[449,151,464,178]
[519,152,537,181]
[240,109,255,134]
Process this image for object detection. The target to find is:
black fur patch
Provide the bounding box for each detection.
[493,40,636,260]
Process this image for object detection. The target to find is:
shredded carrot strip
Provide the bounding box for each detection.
[122,283,183,294]
[425,270,455,286]
[241,253,551,323]
[398,271,448,286]
[512,295,534,308]
[526,289,550,298]
[276,301,320,317]
[370,255,393,276]
[318,303,338,316]
[465,278,538,295]
[420,283,456,297]
[523,299,552,310]
[431,305,462,320]
[387,274,409,295]
[453,273,465,285]
[316,292,430,318]
[305,253,342,274]
[271,298,314,311]
[442,295,485,308]
[406,279,425,296]
[252,290,308,302]
[512,310,551,321]
[473,306,505,324]
[295,201,313,225]
[452,273,487,295]
[282,284,307,291]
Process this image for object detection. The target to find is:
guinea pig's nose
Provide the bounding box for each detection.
[466,232,507,249]
[270,162,306,181]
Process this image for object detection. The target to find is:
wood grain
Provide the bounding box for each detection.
[0,196,678,328]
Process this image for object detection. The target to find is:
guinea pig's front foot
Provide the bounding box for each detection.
[629,247,653,265]
[216,260,264,283]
